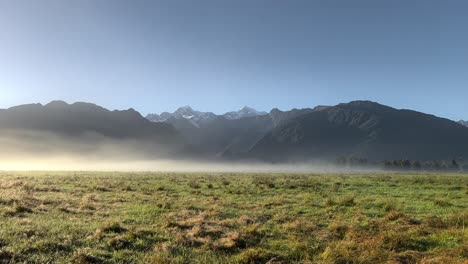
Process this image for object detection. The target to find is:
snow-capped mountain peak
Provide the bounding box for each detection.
[174,106,195,117]
[223,106,267,120]
[146,106,216,124]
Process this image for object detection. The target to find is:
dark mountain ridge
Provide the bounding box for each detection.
[1,100,467,163]
[0,101,184,158]
[249,101,468,161]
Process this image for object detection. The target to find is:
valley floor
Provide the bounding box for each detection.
[0,172,467,263]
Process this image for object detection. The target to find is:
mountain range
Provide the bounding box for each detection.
[0,101,184,159]
[146,106,267,125]
[146,106,324,158]
[459,120,468,127]
[1,100,468,162]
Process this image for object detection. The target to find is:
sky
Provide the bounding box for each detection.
[0,0,467,120]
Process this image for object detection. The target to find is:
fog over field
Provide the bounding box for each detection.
[0,137,372,172]
[0,130,380,172]
[0,156,374,173]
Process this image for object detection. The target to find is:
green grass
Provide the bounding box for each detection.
[0,171,466,263]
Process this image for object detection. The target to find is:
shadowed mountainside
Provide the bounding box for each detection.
[248,101,468,161]
[0,101,184,158]
[147,106,319,158]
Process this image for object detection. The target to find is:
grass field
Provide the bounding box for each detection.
[0,172,466,263]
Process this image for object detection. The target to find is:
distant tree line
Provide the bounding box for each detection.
[335,157,466,172]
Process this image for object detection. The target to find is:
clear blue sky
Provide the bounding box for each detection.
[0,0,467,119]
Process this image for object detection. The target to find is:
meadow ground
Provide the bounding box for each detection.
[0,171,466,263]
